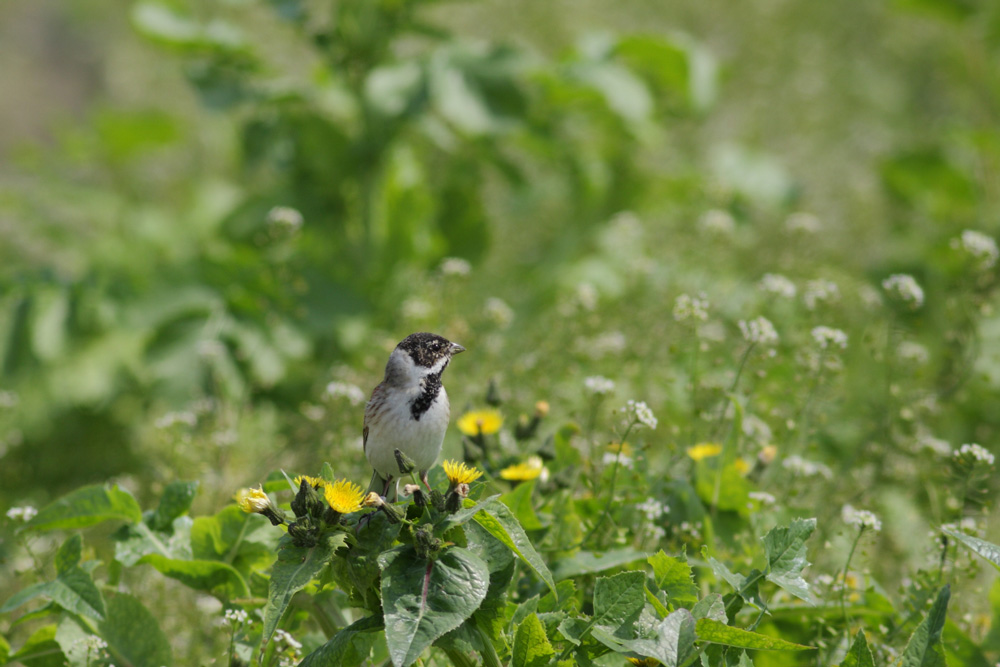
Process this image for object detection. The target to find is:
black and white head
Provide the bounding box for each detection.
[383,332,465,388]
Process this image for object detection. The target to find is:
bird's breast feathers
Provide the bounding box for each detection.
[364,384,450,477]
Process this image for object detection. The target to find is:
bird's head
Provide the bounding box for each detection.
[383,332,464,387]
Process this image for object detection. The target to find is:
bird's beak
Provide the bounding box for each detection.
[450,342,466,355]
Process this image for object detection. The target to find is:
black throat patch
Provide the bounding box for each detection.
[410,371,442,421]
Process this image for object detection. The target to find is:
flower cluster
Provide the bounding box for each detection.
[953,443,995,466]
[698,209,736,235]
[603,443,634,469]
[636,497,668,521]
[953,229,998,269]
[266,206,304,234]
[803,279,839,309]
[782,455,833,479]
[842,504,882,532]
[672,293,710,322]
[324,381,365,406]
[759,273,797,298]
[881,274,925,309]
[222,608,249,627]
[6,506,37,522]
[811,326,848,350]
[584,375,616,395]
[623,400,658,429]
[738,316,779,346]
[439,257,472,276]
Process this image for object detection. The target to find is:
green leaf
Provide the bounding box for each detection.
[512,613,555,667]
[147,481,199,531]
[191,505,278,577]
[560,571,646,645]
[695,618,814,651]
[472,500,556,593]
[55,617,95,667]
[648,551,699,608]
[26,485,142,532]
[901,585,950,667]
[552,548,647,581]
[500,480,543,530]
[592,608,697,667]
[761,518,816,604]
[691,594,727,622]
[695,461,753,516]
[262,535,345,649]
[298,615,383,667]
[378,545,490,667]
[840,630,875,667]
[55,535,83,574]
[942,527,1000,571]
[98,594,173,666]
[319,462,336,483]
[139,554,250,598]
[0,567,105,621]
[10,624,65,667]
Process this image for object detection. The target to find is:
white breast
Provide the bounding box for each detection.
[365,386,450,478]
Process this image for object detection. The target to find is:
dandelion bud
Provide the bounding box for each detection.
[534,401,550,418]
[402,484,426,507]
[394,449,417,475]
[236,487,286,526]
[414,524,443,559]
[288,519,318,548]
[429,489,447,512]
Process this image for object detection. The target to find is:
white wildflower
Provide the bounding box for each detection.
[648,525,667,541]
[623,400,658,429]
[301,404,325,421]
[584,376,616,395]
[897,341,929,364]
[266,206,303,233]
[954,443,995,466]
[748,491,776,505]
[698,209,736,235]
[73,636,109,655]
[274,629,303,650]
[439,257,472,276]
[803,279,839,310]
[738,316,779,346]
[602,451,634,469]
[782,455,833,479]
[6,506,38,522]
[786,212,822,233]
[742,414,773,443]
[574,283,598,311]
[637,498,669,521]
[952,230,998,269]
[324,381,365,406]
[812,326,848,350]
[915,428,951,456]
[401,297,432,319]
[222,608,249,627]
[577,331,627,359]
[484,297,514,327]
[842,504,882,532]
[882,274,925,309]
[758,273,797,298]
[673,293,710,322]
[154,411,197,429]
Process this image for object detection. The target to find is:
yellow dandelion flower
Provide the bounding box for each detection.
[500,455,545,481]
[293,475,325,489]
[324,479,365,514]
[606,442,633,456]
[686,442,722,462]
[236,486,271,514]
[457,409,503,436]
[443,460,483,485]
[734,459,750,475]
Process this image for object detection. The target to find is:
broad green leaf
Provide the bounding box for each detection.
[319,462,336,483]
[500,480,543,530]
[695,461,752,516]
[147,481,199,531]
[473,500,555,593]
[691,594,727,622]
[139,554,249,598]
[98,594,173,666]
[55,535,83,574]
[26,485,142,532]
[0,567,105,621]
[703,548,765,610]
[560,571,646,645]
[942,527,1000,571]
[552,548,646,581]
[378,545,490,667]
[761,518,816,604]
[703,550,744,591]
[191,505,278,576]
[512,613,555,667]
[55,617,93,667]
[593,608,697,667]
[943,618,992,667]
[262,534,345,649]
[298,615,383,667]
[839,630,875,667]
[10,624,65,667]
[736,650,755,666]
[440,495,503,530]
[695,618,813,651]
[901,585,949,667]
[649,551,699,608]
[114,517,193,566]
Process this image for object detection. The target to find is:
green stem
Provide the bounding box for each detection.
[578,420,637,548]
[442,648,478,667]
[838,526,866,632]
[474,617,504,667]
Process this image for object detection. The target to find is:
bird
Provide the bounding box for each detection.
[363,332,465,500]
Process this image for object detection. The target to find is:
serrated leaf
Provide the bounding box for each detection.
[649,551,699,608]
[25,485,142,532]
[592,608,698,667]
[10,624,64,667]
[552,548,646,581]
[942,527,1000,572]
[560,571,646,646]
[473,500,555,593]
[191,505,278,577]
[0,568,105,621]
[691,594,727,622]
[378,545,490,667]
[55,535,83,574]
[840,630,875,667]
[139,554,250,598]
[695,618,814,651]
[261,534,345,649]
[147,481,199,531]
[762,518,816,604]
[500,480,543,530]
[99,594,173,666]
[901,585,950,667]
[512,613,555,667]
[298,615,382,667]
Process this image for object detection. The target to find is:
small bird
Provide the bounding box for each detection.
[364,332,465,499]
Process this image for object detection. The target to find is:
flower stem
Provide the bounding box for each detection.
[839,526,866,631]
